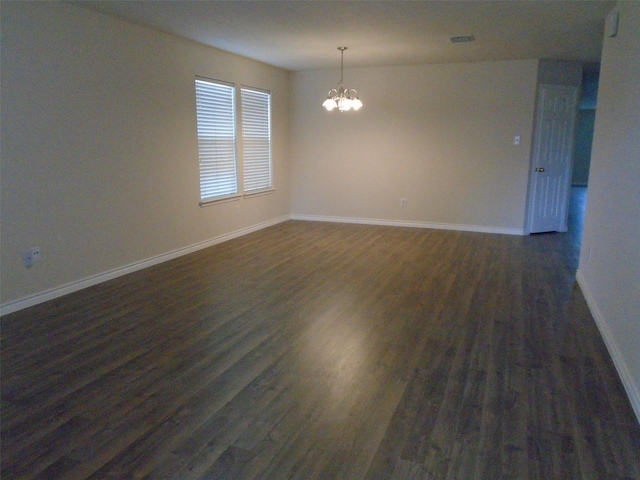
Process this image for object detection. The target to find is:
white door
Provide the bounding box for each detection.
[527,84,578,233]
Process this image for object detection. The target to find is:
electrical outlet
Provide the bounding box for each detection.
[400,198,407,207]
[22,246,41,267]
[513,135,521,145]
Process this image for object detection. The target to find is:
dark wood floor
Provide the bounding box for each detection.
[3,192,640,479]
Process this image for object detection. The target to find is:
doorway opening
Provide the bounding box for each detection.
[569,63,600,243]
[567,185,587,241]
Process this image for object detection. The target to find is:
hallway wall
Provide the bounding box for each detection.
[577,1,640,422]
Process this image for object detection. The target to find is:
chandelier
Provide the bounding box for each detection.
[322,47,363,112]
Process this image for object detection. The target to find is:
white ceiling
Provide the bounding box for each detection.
[73,1,615,71]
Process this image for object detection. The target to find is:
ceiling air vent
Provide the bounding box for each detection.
[450,35,475,43]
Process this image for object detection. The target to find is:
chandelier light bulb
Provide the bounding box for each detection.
[322,98,337,111]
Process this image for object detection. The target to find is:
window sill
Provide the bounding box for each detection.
[199,194,242,207]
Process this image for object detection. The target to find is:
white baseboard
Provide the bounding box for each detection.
[290,214,524,236]
[576,269,640,424]
[1,214,521,315]
[0,216,290,316]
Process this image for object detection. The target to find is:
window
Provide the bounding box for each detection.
[195,77,237,203]
[241,87,272,193]
[195,79,273,204]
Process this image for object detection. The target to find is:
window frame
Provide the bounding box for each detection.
[195,76,240,206]
[195,77,275,207]
[240,85,273,196]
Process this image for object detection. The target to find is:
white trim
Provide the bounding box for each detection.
[290,214,524,236]
[243,188,275,199]
[576,269,640,424]
[0,216,290,316]
[0,214,522,316]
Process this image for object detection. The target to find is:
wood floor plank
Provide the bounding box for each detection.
[3,196,640,479]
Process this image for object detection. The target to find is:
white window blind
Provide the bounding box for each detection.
[195,78,237,202]
[241,87,272,193]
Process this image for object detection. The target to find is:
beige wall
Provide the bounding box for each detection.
[290,60,538,232]
[577,1,640,421]
[0,2,291,308]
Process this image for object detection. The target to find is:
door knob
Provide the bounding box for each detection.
[536,167,545,172]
